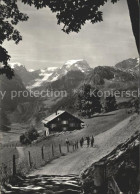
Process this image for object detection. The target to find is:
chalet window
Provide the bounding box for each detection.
[63,127,67,131]
[51,124,56,128]
[62,120,68,124]
[70,123,75,127]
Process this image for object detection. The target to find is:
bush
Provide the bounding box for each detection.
[20,127,39,145]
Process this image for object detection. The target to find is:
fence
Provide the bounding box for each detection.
[0,140,80,183]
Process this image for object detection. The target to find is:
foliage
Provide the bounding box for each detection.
[77,84,102,118]
[0,110,11,131]
[0,0,28,78]
[20,126,39,144]
[21,0,119,33]
[21,0,140,54]
[133,98,139,114]
[105,95,117,112]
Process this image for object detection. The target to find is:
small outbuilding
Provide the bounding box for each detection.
[42,110,83,134]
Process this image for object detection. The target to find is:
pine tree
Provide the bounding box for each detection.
[91,89,102,113]
[76,84,102,118]
[133,98,139,114]
[105,95,117,112]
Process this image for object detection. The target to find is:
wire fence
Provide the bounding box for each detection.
[0,140,81,183]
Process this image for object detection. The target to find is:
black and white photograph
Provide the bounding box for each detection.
[0,0,139,193]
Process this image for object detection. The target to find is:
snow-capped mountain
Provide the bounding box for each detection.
[9,58,139,90]
[63,59,91,72]
[28,67,59,88]
[28,69,35,72]
[9,62,24,68]
[47,59,91,82]
[27,59,91,88]
[9,60,91,88]
[8,63,59,88]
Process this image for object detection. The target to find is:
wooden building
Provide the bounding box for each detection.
[42,110,83,133]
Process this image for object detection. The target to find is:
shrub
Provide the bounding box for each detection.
[20,126,39,145]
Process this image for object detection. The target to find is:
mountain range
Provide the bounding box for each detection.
[10,58,139,89]
[10,59,92,89]
[1,58,139,131]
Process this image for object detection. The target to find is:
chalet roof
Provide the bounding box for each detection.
[42,110,83,124]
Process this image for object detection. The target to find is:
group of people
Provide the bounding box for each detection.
[85,135,94,147]
[65,135,95,149]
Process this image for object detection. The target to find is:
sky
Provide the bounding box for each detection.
[4,0,139,70]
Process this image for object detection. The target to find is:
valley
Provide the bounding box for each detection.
[0,58,139,144]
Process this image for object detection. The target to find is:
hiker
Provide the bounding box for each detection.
[74,141,77,150]
[80,137,84,147]
[91,136,94,147]
[65,138,69,145]
[77,140,79,149]
[80,138,83,147]
[81,137,84,147]
[86,136,90,147]
[73,144,75,151]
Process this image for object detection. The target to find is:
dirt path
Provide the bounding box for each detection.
[30,115,138,176]
[16,147,25,164]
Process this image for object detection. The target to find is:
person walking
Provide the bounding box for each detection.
[77,140,79,149]
[65,138,69,145]
[86,136,90,147]
[80,138,82,147]
[66,138,69,152]
[81,137,84,147]
[74,141,77,150]
[91,136,94,147]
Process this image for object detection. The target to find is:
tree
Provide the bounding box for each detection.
[0,0,139,78]
[133,97,139,114]
[105,95,117,112]
[77,84,102,117]
[21,0,139,53]
[0,0,29,78]
[20,125,39,144]
[0,110,11,131]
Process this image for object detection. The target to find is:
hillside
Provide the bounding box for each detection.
[0,73,43,131]
[10,63,41,86]
[0,73,30,111]
[115,58,139,74]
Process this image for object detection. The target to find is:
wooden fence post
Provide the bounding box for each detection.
[73,144,74,152]
[67,144,69,152]
[13,155,16,176]
[52,144,54,157]
[28,151,32,167]
[41,146,44,160]
[59,144,62,154]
